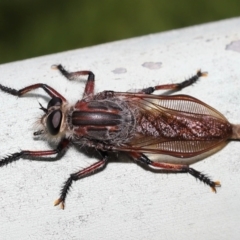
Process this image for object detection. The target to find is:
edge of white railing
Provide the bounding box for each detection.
[0,17,240,240]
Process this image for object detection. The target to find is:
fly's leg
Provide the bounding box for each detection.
[54,151,108,209]
[52,64,95,97]
[0,82,66,101]
[0,64,95,100]
[140,70,208,94]
[0,139,70,167]
[130,152,221,192]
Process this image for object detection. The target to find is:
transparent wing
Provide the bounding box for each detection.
[114,93,232,160]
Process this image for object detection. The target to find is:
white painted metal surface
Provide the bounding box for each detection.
[0,17,240,240]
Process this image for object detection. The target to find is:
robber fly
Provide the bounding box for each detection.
[0,65,239,209]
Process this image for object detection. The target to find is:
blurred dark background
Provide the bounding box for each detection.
[0,0,239,64]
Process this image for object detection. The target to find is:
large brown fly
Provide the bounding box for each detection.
[0,65,239,209]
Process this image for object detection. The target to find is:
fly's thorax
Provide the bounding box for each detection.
[69,98,136,144]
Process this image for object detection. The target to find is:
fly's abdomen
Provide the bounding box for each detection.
[137,113,232,140]
[71,99,135,142]
[126,94,233,158]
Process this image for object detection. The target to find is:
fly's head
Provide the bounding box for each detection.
[34,97,70,142]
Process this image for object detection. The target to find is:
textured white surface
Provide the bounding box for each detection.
[0,17,240,240]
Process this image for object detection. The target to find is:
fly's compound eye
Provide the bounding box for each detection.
[47,97,62,109]
[47,110,62,135]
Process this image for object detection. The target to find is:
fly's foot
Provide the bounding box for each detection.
[54,198,65,209]
[210,181,221,193]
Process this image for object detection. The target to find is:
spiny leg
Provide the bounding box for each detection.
[0,82,66,101]
[130,152,220,192]
[52,64,95,97]
[54,151,108,209]
[140,70,208,94]
[0,138,70,167]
